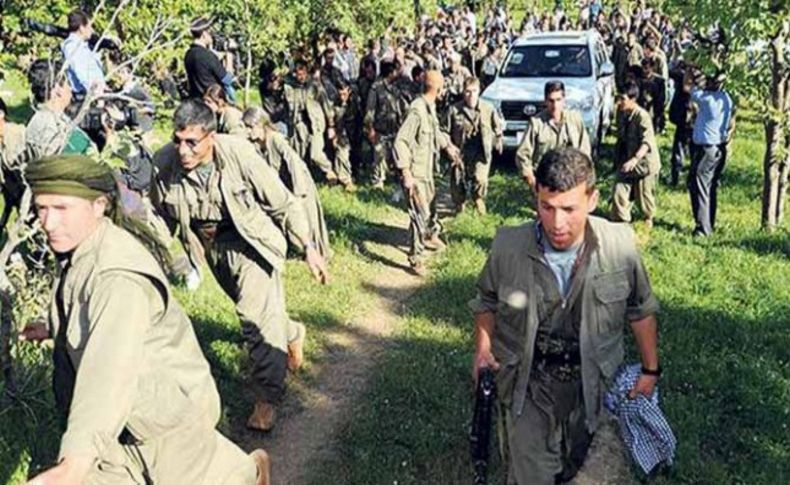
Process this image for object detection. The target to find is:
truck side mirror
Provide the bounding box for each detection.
[599,61,615,78]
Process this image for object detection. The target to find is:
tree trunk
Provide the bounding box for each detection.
[761,21,789,231]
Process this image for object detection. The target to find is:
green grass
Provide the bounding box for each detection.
[2,61,789,484]
[310,124,790,484]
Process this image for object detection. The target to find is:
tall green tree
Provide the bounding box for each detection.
[664,0,790,231]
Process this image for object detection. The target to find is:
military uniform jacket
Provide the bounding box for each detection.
[469,217,659,431]
[364,80,407,136]
[283,78,333,135]
[153,135,311,274]
[394,96,450,180]
[0,122,26,184]
[515,110,591,174]
[52,219,221,461]
[25,106,73,160]
[615,105,660,174]
[446,99,503,164]
[261,130,315,198]
[218,106,246,136]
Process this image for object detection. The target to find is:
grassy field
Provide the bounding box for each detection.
[1,62,789,484]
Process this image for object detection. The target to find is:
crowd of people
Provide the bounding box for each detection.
[0,2,739,484]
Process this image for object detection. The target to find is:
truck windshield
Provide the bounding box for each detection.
[500,45,592,78]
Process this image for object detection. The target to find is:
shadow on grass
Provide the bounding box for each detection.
[715,230,790,259]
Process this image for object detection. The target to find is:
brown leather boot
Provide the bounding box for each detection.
[250,449,271,485]
[288,321,306,371]
[247,401,276,432]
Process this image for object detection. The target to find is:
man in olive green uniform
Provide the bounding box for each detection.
[0,97,27,226]
[332,81,360,191]
[152,100,329,431]
[470,148,660,485]
[283,60,339,183]
[244,106,332,262]
[611,82,661,226]
[515,81,591,189]
[364,61,407,189]
[22,155,269,485]
[445,77,504,214]
[394,70,462,275]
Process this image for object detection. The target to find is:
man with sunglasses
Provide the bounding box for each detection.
[152,100,329,432]
[515,81,591,189]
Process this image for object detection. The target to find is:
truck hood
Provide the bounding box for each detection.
[482,77,595,105]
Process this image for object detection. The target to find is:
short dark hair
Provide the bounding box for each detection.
[28,59,64,103]
[67,10,90,33]
[544,80,565,98]
[380,61,397,79]
[411,64,424,79]
[535,148,596,193]
[174,99,217,133]
[620,81,640,100]
[293,59,309,72]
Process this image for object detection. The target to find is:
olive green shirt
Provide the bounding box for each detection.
[393,96,451,180]
[0,122,26,183]
[260,130,315,198]
[364,79,406,136]
[446,99,504,164]
[283,78,334,134]
[53,219,221,461]
[152,135,311,274]
[218,106,247,136]
[515,110,591,175]
[615,105,660,174]
[469,216,659,430]
[25,106,72,160]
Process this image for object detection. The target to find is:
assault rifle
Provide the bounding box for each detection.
[470,366,496,485]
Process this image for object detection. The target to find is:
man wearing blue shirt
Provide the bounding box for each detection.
[60,10,106,97]
[686,72,734,236]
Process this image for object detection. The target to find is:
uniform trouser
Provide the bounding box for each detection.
[689,143,726,235]
[504,375,591,485]
[611,173,658,223]
[84,423,256,484]
[407,177,440,265]
[450,147,491,206]
[670,125,690,184]
[293,124,334,177]
[206,240,299,403]
[334,141,354,185]
[372,136,396,185]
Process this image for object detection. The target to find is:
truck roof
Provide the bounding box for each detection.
[512,30,598,47]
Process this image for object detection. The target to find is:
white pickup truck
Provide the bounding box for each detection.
[481,30,616,153]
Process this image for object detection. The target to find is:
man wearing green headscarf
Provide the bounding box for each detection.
[21,155,270,485]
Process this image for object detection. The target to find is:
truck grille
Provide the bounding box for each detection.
[501,101,545,121]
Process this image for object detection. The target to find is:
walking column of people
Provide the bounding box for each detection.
[1,2,736,484]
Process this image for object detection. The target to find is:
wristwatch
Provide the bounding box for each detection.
[641,365,662,377]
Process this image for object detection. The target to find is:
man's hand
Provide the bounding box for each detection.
[401,170,416,193]
[26,455,93,485]
[472,348,500,385]
[620,157,639,173]
[494,137,504,155]
[305,246,329,285]
[522,170,536,188]
[628,373,658,399]
[327,127,337,142]
[445,143,462,166]
[18,322,50,342]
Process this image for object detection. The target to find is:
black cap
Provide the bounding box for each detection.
[189,16,213,36]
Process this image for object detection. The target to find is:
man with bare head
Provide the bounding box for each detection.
[394,70,461,275]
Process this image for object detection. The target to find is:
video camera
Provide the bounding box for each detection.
[81,99,144,134]
[22,18,120,51]
[213,33,240,53]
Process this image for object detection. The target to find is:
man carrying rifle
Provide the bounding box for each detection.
[394,70,462,276]
[469,148,661,484]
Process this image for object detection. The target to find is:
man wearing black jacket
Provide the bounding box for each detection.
[667,62,693,186]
